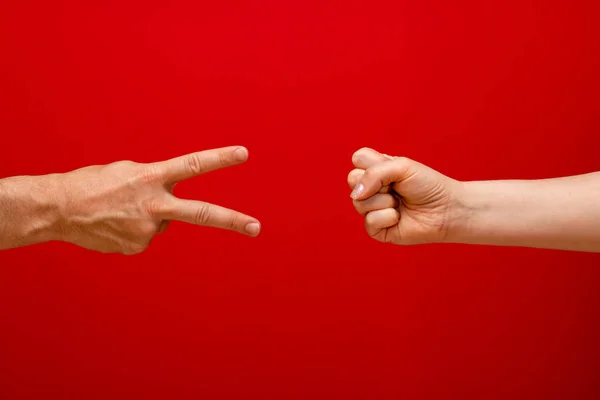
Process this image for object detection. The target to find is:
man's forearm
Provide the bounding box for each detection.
[451,172,600,252]
[0,175,64,250]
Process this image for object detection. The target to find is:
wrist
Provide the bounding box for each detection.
[443,180,480,244]
[18,174,67,246]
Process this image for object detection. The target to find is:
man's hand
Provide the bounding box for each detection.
[58,146,261,254]
[0,146,261,254]
[347,147,463,245]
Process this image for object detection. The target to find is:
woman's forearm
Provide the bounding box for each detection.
[0,175,64,250]
[451,172,600,252]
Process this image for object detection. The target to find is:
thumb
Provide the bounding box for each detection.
[350,157,416,200]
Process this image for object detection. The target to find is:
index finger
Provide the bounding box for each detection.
[347,168,390,194]
[154,146,249,184]
[350,158,416,200]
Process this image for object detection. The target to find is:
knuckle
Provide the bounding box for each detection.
[142,165,161,184]
[347,171,357,186]
[123,242,148,256]
[106,160,135,174]
[185,154,206,176]
[362,168,375,180]
[356,147,371,156]
[194,203,211,225]
[393,156,411,168]
[116,160,135,168]
[138,222,158,238]
[227,213,239,231]
[218,150,233,167]
[347,169,363,183]
[352,148,369,164]
[146,196,167,217]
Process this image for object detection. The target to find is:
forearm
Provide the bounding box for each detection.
[450,172,600,252]
[0,175,64,250]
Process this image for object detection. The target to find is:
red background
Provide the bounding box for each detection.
[1,1,600,398]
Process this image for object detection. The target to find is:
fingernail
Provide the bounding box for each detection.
[234,147,248,162]
[245,222,260,237]
[350,183,365,199]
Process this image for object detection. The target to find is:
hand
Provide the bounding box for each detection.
[347,147,463,245]
[55,146,261,255]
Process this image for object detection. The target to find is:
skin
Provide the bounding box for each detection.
[0,146,260,255]
[348,147,600,253]
[2,145,598,255]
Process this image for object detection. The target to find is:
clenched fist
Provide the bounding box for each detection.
[348,147,463,245]
[0,146,260,254]
[347,147,600,252]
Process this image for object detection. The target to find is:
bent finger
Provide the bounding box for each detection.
[352,147,393,169]
[353,194,398,215]
[347,168,389,193]
[350,157,417,200]
[364,208,400,237]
